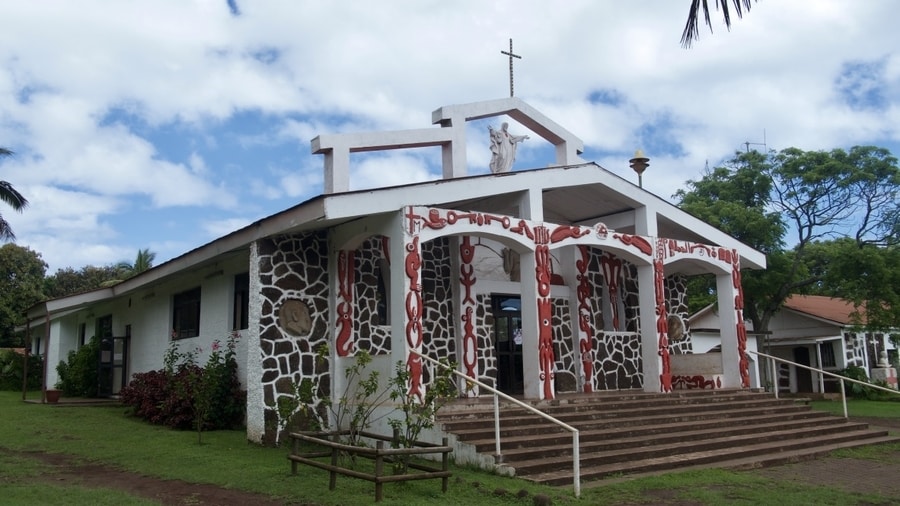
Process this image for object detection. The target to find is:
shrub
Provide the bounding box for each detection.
[836,365,897,401]
[56,337,100,397]
[0,349,42,390]
[120,332,245,434]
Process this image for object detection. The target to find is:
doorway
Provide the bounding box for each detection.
[98,323,129,397]
[492,295,523,395]
[792,346,813,393]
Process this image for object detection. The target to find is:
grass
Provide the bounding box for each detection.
[810,398,900,418]
[1,391,899,505]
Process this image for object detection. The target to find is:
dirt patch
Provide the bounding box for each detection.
[752,448,900,498]
[751,416,900,499]
[2,449,300,506]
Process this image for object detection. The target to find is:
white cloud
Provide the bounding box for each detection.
[0,0,898,272]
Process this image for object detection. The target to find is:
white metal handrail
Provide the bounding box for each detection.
[748,350,900,419]
[410,350,581,498]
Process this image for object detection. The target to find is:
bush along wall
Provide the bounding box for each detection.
[120,332,246,439]
[0,349,42,390]
[56,336,100,397]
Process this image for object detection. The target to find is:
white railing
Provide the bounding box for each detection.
[748,350,900,419]
[410,350,581,498]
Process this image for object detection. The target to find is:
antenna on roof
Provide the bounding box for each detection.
[743,129,767,153]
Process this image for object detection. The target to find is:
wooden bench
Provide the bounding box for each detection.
[288,430,452,502]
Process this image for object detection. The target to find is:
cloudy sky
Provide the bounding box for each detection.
[1,1,898,273]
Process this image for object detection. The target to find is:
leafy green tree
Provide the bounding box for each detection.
[43,265,122,298]
[675,146,900,334]
[0,148,28,242]
[803,239,900,333]
[0,244,47,347]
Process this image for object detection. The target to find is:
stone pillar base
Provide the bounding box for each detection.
[871,367,898,389]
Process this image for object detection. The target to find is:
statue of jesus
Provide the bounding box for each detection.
[488,122,529,173]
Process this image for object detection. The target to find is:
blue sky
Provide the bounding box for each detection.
[1,1,899,273]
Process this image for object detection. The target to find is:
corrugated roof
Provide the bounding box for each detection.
[783,295,866,325]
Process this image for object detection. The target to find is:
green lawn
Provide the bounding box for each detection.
[810,398,900,418]
[1,392,898,505]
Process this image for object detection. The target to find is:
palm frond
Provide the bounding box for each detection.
[0,181,28,211]
[682,0,756,48]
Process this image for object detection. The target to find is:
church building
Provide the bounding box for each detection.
[25,97,765,444]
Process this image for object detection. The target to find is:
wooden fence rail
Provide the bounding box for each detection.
[288,430,452,502]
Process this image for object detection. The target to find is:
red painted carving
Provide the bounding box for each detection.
[732,249,750,388]
[459,236,478,391]
[462,306,476,379]
[576,246,594,393]
[336,250,355,357]
[405,207,419,235]
[381,236,390,265]
[459,236,476,304]
[666,239,716,258]
[446,210,481,225]
[534,226,555,399]
[655,238,672,393]
[422,208,448,230]
[612,233,653,256]
[549,224,589,243]
[510,219,534,240]
[405,236,424,401]
[672,375,720,390]
[600,254,623,330]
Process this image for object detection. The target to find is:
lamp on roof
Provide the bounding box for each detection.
[629,149,649,188]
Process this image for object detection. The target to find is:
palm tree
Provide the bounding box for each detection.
[0,147,28,241]
[132,248,156,275]
[113,248,157,281]
[682,0,757,47]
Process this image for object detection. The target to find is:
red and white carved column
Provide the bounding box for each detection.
[573,245,596,393]
[395,208,426,402]
[716,248,749,388]
[653,238,672,393]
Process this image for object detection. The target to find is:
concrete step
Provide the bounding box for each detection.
[435,390,899,486]
[527,430,898,486]
[580,434,900,488]
[509,422,876,475]
[442,403,817,439]
[462,411,844,454]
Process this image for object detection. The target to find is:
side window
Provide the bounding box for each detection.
[375,258,391,325]
[97,315,113,341]
[233,273,249,331]
[173,287,201,339]
[819,341,836,368]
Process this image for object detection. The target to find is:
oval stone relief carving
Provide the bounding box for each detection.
[279,299,312,336]
[667,315,686,342]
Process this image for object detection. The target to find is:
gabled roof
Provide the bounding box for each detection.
[782,295,867,326]
[25,98,768,324]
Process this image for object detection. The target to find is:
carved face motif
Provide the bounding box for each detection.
[279,299,312,337]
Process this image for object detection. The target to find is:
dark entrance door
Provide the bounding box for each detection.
[99,324,129,397]
[792,346,813,392]
[492,296,523,395]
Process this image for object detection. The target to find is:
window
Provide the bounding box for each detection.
[173,287,201,339]
[233,272,249,331]
[97,315,113,341]
[78,322,87,346]
[375,258,391,325]
[819,341,836,368]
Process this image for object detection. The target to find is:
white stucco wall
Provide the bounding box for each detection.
[38,252,252,394]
